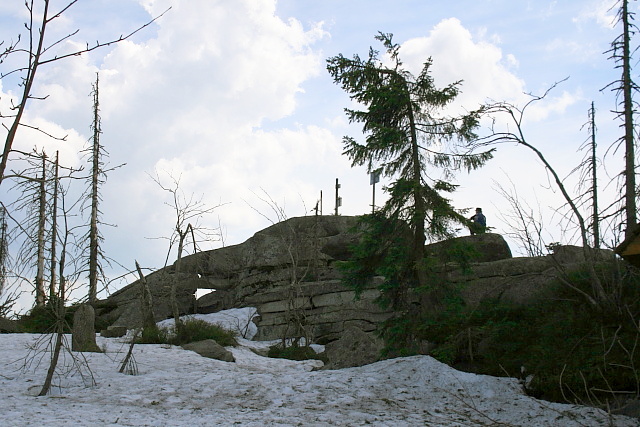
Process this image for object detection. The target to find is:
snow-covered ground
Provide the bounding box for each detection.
[0,309,635,426]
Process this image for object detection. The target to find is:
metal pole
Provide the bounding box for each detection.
[372,180,375,214]
[334,178,340,215]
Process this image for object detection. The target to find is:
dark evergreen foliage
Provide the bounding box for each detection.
[327,34,493,258]
[416,260,640,407]
[18,297,73,333]
[328,32,493,349]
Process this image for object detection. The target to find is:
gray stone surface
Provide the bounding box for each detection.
[549,245,616,265]
[72,304,101,352]
[425,233,512,263]
[95,215,613,351]
[98,216,373,344]
[182,339,235,362]
[613,399,640,420]
[322,326,385,370]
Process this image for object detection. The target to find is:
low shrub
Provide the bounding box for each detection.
[267,343,326,362]
[172,318,237,346]
[136,324,168,344]
[415,259,640,408]
[18,298,74,333]
[136,318,237,347]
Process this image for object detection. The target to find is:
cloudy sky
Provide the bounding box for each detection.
[0,0,632,306]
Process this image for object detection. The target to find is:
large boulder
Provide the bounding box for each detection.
[425,233,512,264]
[321,326,385,369]
[549,244,615,265]
[97,270,200,329]
[248,277,392,343]
[97,215,361,334]
[182,339,235,362]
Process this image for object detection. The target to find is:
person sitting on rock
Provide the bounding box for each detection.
[469,207,486,235]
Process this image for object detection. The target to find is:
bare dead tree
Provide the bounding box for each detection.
[3,149,82,310]
[135,260,155,331]
[73,74,125,307]
[79,73,126,306]
[150,171,222,325]
[479,82,611,311]
[568,102,601,249]
[38,181,87,396]
[492,173,547,257]
[0,205,7,299]
[87,74,101,306]
[48,151,59,302]
[3,150,52,308]
[36,152,47,306]
[116,260,153,376]
[0,0,171,186]
[602,0,639,239]
[0,205,19,317]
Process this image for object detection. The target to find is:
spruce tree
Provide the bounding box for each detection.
[327,33,493,350]
[328,32,491,281]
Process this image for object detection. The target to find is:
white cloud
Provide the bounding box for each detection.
[98,0,327,150]
[399,18,527,113]
[506,54,519,68]
[1,0,335,272]
[574,0,618,29]
[1,0,620,291]
[394,18,583,127]
[71,0,334,266]
[525,89,582,122]
[544,38,600,63]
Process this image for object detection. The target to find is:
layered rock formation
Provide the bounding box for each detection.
[97,215,605,345]
[98,215,375,343]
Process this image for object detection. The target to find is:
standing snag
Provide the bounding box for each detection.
[603,0,638,239]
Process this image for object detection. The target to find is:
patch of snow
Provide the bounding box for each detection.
[156,307,258,339]
[0,308,636,426]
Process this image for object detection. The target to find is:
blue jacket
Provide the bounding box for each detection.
[471,213,486,227]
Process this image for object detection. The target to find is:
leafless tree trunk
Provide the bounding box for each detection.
[171,224,194,325]
[568,102,602,249]
[38,201,68,396]
[604,0,638,239]
[35,153,47,307]
[481,84,610,311]
[88,74,101,306]
[0,206,9,307]
[117,261,153,375]
[620,0,636,238]
[48,151,59,301]
[135,260,155,330]
[0,0,49,188]
[588,102,600,249]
